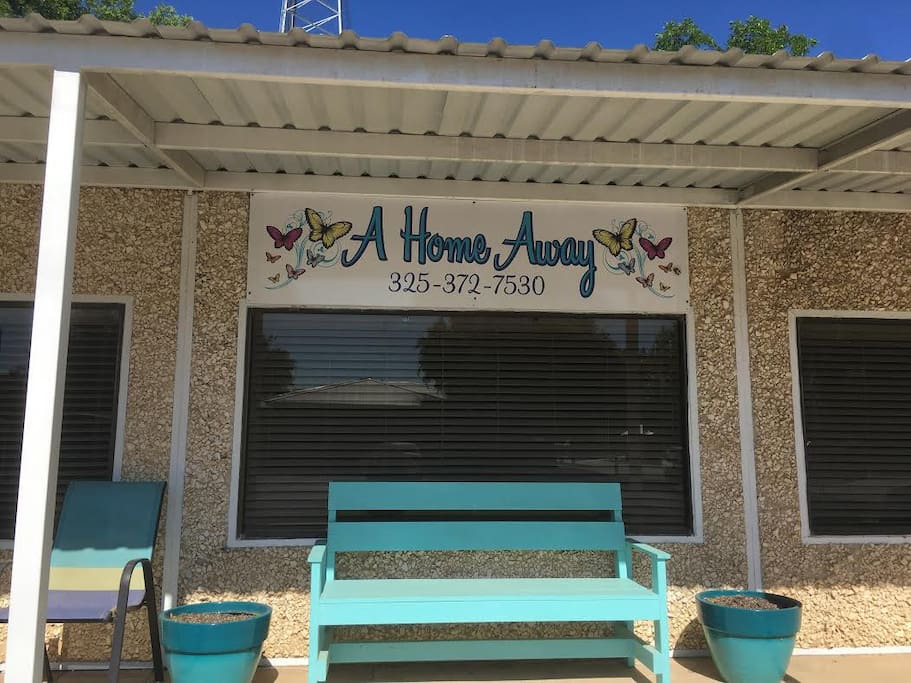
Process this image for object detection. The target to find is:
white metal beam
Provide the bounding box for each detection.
[5,67,86,683]
[739,110,911,204]
[8,116,911,177]
[1,32,911,108]
[154,123,819,172]
[0,116,140,147]
[84,73,205,187]
[1,162,909,211]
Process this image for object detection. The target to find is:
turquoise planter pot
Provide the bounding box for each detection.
[696,590,801,683]
[160,601,272,683]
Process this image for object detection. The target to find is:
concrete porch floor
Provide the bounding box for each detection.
[17,654,911,682]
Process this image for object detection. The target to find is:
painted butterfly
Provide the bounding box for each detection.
[306,208,353,249]
[617,259,636,275]
[659,282,671,292]
[266,225,303,251]
[592,218,637,257]
[658,262,681,275]
[268,273,281,284]
[286,264,306,280]
[265,252,281,263]
[636,272,654,288]
[640,236,672,260]
[306,248,326,268]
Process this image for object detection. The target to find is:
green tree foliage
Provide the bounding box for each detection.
[654,15,818,56]
[654,18,720,51]
[0,0,192,25]
[726,16,817,56]
[145,2,190,26]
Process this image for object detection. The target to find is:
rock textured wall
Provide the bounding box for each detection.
[4,191,902,664]
[743,209,911,647]
[0,185,183,661]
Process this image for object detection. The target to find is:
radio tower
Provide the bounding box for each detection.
[280,0,343,34]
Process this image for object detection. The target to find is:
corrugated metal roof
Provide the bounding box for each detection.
[0,15,910,207]
[1,14,909,75]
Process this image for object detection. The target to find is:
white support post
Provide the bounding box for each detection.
[162,192,198,609]
[5,67,86,683]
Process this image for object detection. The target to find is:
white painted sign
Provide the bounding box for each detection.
[247,193,688,313]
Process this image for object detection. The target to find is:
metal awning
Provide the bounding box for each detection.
[0,15,910,211]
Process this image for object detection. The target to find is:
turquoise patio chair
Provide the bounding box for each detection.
[1,480,166,682]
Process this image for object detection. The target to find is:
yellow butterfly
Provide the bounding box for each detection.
[268,273,281,284]
[592,218,637,257]
[306,208,353,249]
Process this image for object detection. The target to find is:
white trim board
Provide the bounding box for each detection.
[730,211,762,589]
[162,193,199,610]
[227,300,705,547]
[0,294,134,550]
[789,309,911,545]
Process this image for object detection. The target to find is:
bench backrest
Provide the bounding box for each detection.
[326,482,625,566]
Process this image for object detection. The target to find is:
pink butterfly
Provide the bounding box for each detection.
[286,263,306,280]
[267,225,304,251]
[636,272,654,288]
[640,236,672,260]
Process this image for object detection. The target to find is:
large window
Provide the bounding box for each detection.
[796,316,911,537]
[239,310,692,540]
[0,302,126,540]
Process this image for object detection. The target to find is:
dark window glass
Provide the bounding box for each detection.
[239,310,692,539]
[0,302,125,539]
[797,317,911,535]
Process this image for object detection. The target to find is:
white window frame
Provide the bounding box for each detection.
[790,309,911,545]
[0,293,133,548]
[228,299,704,547]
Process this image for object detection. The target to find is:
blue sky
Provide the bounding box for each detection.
[137,1,911,60]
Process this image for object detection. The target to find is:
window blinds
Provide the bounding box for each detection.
[240,310,691,539]
[797,316,911,536]
[0,303,124,539]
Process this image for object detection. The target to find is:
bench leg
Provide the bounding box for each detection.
[308,625,331,683]
[654,613,670,683]
[623,620,635,668]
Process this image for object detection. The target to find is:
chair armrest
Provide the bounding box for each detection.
[627,540,671,562]
[112,558,154,619]
[308,543,327,565]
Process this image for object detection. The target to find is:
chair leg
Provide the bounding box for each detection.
[143,584,165,681]
[43,646,53,683]
[109,604,128,683]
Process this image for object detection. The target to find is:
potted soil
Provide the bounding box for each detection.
[696,589,802,683]
[160,601,272,683]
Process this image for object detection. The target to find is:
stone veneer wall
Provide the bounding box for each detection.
[10,195,901,661]
[0,185,183,661]
[743,209,911,647]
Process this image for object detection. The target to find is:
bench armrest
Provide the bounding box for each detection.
[627,540,671,562]
[626,539,669,597]
[308,543,327,565]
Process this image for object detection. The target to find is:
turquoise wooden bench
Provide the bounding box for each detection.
[307,482,671,683]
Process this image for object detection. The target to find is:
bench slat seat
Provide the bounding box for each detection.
[319,577,663,624]
[308,482,671,683]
